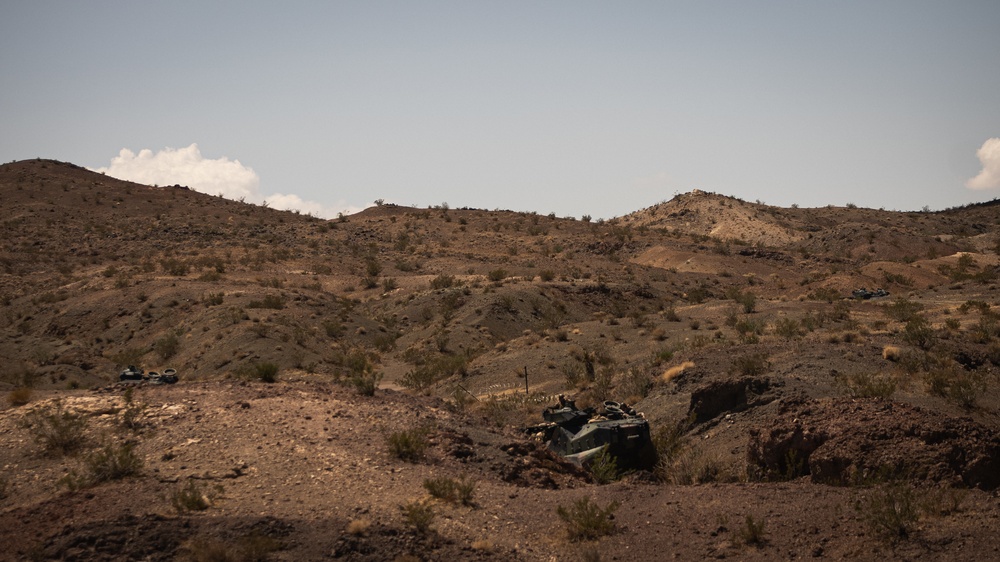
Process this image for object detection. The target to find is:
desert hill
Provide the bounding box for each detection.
[1,158,1000,560]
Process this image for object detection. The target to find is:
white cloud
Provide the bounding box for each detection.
[92,144,353,218]
[93,143,260,200]
[966,137,1000,190]
[264,193,365,218]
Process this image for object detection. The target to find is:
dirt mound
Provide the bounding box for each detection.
[748,398,1000,488]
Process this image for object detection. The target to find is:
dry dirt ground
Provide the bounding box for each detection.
[2,160,1000,561]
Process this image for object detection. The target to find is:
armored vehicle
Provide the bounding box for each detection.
[527,396,656,471]
[852,287,889,300]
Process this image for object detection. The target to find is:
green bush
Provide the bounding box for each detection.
[423,475,476,506]
[884,298,924,322]
[349,371,382,397]
[557,496,619,541]
[118,387,147,433]
[732,353,769,376]
[430,274,455,289]
[589,446,619,484]
[248,294,285,309]
[154,333,180,361]
[774,317,803,339]
[171,479,220,513]
[902,316,935,350]
[387,426,430,462]
[839,372,897,399]
[72,442,143,486]
[401,501,435,534]
[487,268,507,282]
[856,482,919,541]
[736,514,767,546]
[236,361,280,383]
[21,400,88,456]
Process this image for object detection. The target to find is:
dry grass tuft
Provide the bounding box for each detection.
[347,518,371,536]
[882,345,902,361]
[471,539,493,551]
[662,361,695,382]
[7,387,32,406]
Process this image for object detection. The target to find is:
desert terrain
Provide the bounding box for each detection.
[2,159,1000,561]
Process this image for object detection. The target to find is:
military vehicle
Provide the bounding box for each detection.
[119,366,178,384]
[852,287,889,300]
[526,396,656,471]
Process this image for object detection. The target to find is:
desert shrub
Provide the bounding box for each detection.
[0,476,7,500]
[487,268,507,282]
[323,320,343,338]
[154,333,180,361]
[882,345,902,361]
[171,479,219,513]
[668,446,730,485]
[557,496,619,541]
[970,312,1000,343]
[7,386,32,406]
[883,272,914,287]
[180,533,281,562]
[349,371,382,397]
[205,292,225,306]
[733,317,766,343]
[118,387,147,432]
[685,286,710,304]
[663,307,681,322]
[589,445,619,484]
[726,288,757,313]
[430,274,455,289]
[346,518,371,536]
[423,475,476,506]
[947,372,986,409]
[401,500,435,534]
[110,346,146,369]
[617,367,652,400]
[539,269,555,282]
[774,317,803,339]
[855,481,919,541]
[160,258,189,276]
[198,271,222,282]
[735,514,767,546]
[248,294,284,309]
[838,372,897,399]
[807,287,840,303]
[399,354,467,392]
[387,426,430,462]
[21,400,88,456]
[238,361,279,383]
[81,441,143,484]
[884,298,924,322]
[652,415,695,482]
[732,353,769,376]
[902,315,935,350]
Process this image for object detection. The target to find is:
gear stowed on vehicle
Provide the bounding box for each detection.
[526,395,656,471]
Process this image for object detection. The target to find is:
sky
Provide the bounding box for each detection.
[2,1,999,219]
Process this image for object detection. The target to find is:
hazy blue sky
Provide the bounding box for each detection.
[3,1,999,218]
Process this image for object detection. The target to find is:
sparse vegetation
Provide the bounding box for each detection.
[735,514,767,546]
[387,425,431,462]
[21,400,88,456]
[557,496,619,541]
[401,500,435,534]
[838,372,897,399]
[171,479,220,513]
[423,475,476,506]
[855,481,920,542]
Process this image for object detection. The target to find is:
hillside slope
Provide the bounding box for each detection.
[2,159,1000,560]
